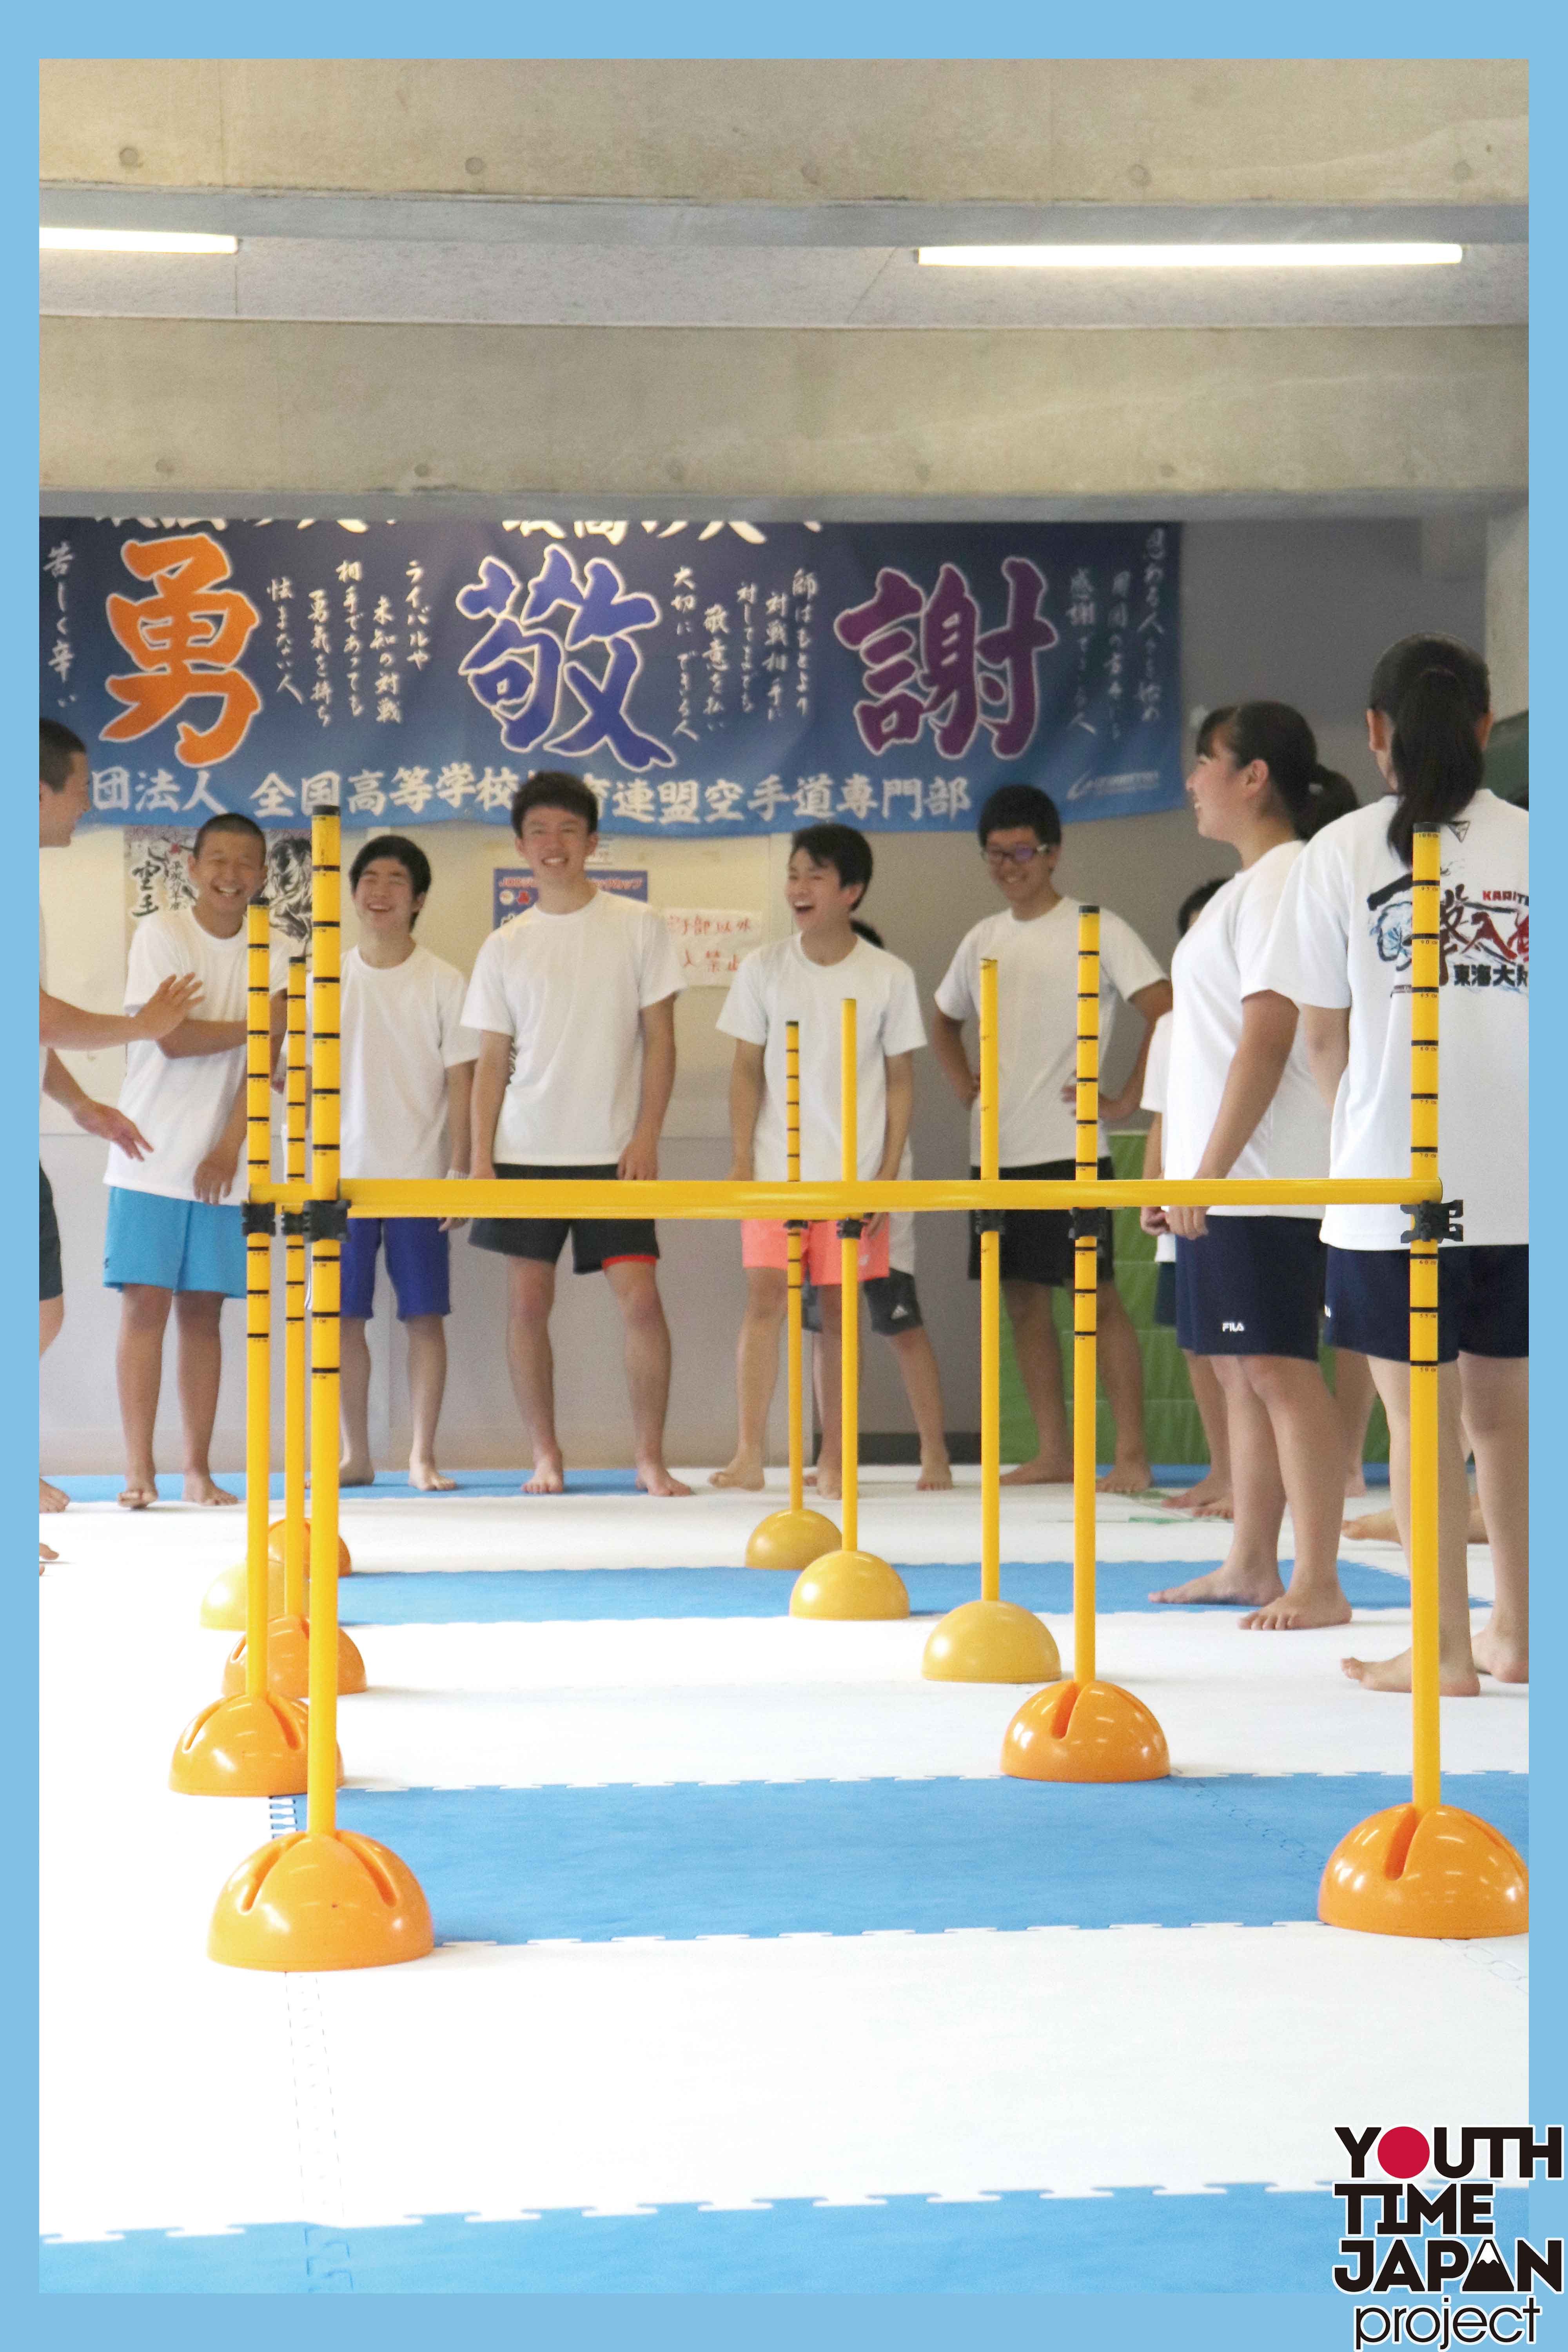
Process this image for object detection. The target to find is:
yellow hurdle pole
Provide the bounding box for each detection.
[785,1020,805,1516]
[1074,906,1102,1689]
[242,902,274,1701]
[306,806,343,1835]
[283,956,309,1619]
[979,959,1001,1606]
[1409,826,1443,1814]
[838,996,860,1559]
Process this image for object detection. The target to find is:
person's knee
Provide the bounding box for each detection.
[612,1265,666,1331]
[508,1261,554,1323]
[120,1284,172,1333]
[815,1287,844,1331]
[744,1271,787,1325]
[1097,1281,1131,1326]
[174,1289,224,1329]
[1239,1354,1303,1405]
[1003,1281,1049,1328]
[40,1295,64,1348]
[1457,1357,1528,1439]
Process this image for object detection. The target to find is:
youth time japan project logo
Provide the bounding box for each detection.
[1334,2123,1561,2347]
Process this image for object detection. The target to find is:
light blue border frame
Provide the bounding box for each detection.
[15,11,1551,2352]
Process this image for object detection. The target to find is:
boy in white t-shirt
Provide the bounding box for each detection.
[464,771,688,1497]
[933,782,1171,1492]
[338,835,480,1492]
[713,826,927,1501]
[105,813,288,1508]
[800,922,951,1489]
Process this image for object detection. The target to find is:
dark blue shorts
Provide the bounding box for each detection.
[341,1217,451,1321]
[1174,1216,1325,1360]
[1323,1244,1528,1365]
[1152,1259,1177,1330]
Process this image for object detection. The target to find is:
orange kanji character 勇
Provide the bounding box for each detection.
[102,533,263,766]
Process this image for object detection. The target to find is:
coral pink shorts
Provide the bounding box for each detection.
[741,1218,890,1286]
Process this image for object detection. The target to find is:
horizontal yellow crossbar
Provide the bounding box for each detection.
[250,1174,1441,1219]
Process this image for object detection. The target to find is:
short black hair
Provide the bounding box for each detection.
[1177,877,1227,935]
[193,811,267,860]
[850,917,885,949]
[40,717,86,791]
[790,823,872,909]
[977,781,1062,849]
[510,769,601,836]
[351,833,432,918]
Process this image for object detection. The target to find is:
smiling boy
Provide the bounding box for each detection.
[464,771,688,1496]
[338,834,480,1491]
[932,781,1170,1493]
[712,824,926,1501]
[105,811,288,1508]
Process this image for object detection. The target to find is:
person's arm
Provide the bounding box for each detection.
[726,1040,766,1181]
[192,1080,248,1206]
[1097,976,1173,1122]
[39,973,202,1051]
[864,1050,915,1241]
[1167,991,1298,1239]
[621,994,677,1182]
[41,1051,154,1161]
[469,1032,512,1182]
[438,1060,476,1233]
[1139,1109,1167,1236]
[931,1007,979,1109]
[1300,1004,1350,1113]
[155,1012,249,1060]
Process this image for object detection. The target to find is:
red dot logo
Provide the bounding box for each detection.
[1377,2126,1431,2178]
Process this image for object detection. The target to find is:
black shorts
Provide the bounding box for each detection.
[802,1268,924,1338]
[39,1165,62,1304]
[1323,1244,1528,1365]
[1175,1216,1325,1361]
[1153,1259,1177,1330]
[969,1156,1116,1289]
[468,1162,659,1276]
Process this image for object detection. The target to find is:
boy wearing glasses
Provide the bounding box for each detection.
[932,782,1171,1492]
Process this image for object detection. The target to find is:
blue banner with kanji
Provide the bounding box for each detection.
[41,519,1182,834]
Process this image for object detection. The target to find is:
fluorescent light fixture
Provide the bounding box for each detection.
[40,226,238,256]
[916,242,1463,269]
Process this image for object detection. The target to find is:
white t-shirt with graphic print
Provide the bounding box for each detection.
[1259,790,1528,1250]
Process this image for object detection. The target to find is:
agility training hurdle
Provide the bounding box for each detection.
[172,805,1525,1967]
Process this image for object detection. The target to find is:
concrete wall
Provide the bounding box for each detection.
[1487,504,1529,716]
[39,515,1485,1477]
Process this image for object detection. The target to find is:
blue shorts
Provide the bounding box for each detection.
[1175,1215,1325,1360]
[104,1187,246,1297]
[341,1217,451,1321]
[1324,1244,1528,1365]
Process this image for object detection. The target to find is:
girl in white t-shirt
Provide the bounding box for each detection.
[1261,635,1528,1696]
[1149,703,1359,1630]
[1140,886,1232,1515]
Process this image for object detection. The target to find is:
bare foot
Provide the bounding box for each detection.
[1191,1496,1235,1521]
[40,1477,68,1515]
[1472,1623,1528,1684]
[917,1457,954,1492]
[803,1467,818,1488]
[1161,1476,1227,1513]
[523,1459,565,1495]
[117,1475,159,1510]
[1000,1455,1074,1486]
[1341,1646,1481,1697]
[1151,1561,1285,1609]
[1098,1457,1154,1497]
[184,1472,239,1506]
[816,1465,842,1502]
[40,1541,56,1568]
[709,1455,766,1491]
[1239,1585,1353,1631]
[340,1456,376,1487]
[638,1463,693,1497]
[409,1461,457,1493]
[1343,1504,1399,1541]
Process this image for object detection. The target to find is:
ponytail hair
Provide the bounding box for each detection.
[1200,700,1358,843]
[1367,633,1490,867]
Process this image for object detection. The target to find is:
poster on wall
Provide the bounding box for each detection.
[43,519,1182,837]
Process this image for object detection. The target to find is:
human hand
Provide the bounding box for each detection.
[193,1146,239,1205]
[73,1100,153,1158]
[1140,1204,1170,1236]
[953,1065,981,1107]
[129,973,203,1040]
[861,1211,888,1243]
[439,1166,470,1234]
[617,1131,660,1182]
[1166,1203,1209,1241]
[1059,1081,1127,1120]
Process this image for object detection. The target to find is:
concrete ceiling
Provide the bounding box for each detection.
[40,232,1526,333]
